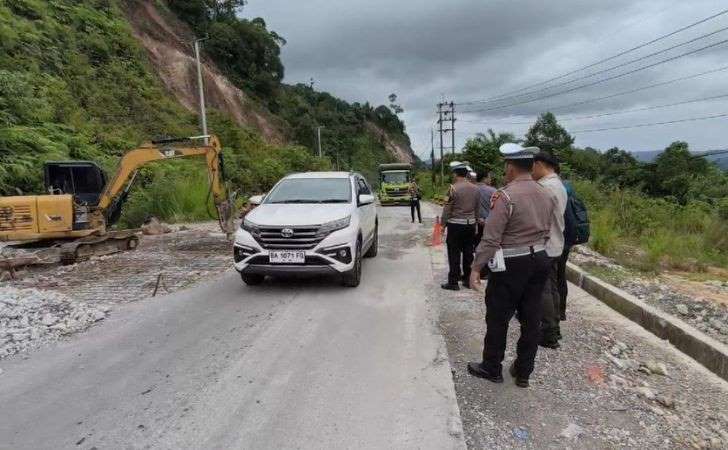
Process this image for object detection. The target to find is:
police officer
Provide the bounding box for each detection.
[467,144,555,388]
[532,151,567,349]
[441,162,480,291]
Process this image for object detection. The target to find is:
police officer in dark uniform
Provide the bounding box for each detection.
[467,144,555,388]
[441,162,480,291]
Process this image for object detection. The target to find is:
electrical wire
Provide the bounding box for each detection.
[459,93,728,125]
[456,8,728,105]
[569,112,728,133]
[458,38,728,115]
[458,25,728,107]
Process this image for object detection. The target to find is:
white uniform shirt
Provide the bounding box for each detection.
[538,173,567,257]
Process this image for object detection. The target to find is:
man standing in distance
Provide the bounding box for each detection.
[441,163,480,291]
[468,144,554,388]
[408,178,422,224]
[532,151,567,349]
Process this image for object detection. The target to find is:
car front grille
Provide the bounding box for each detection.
[253,225,324,249]
[384,188,408,197]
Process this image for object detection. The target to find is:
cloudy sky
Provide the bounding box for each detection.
[244,0,728,160]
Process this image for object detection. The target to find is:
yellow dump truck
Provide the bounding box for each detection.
[378,163,413,206]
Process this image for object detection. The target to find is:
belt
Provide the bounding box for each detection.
[447,218,477,225]
[502,244,546,258]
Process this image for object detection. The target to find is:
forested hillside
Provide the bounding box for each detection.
[0,0,414,225]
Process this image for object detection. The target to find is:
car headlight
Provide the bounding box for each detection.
[318,216,351,236]
[242,218,260,235]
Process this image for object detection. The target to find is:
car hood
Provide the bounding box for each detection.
[246,203,353,226]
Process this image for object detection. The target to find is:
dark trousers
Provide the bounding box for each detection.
[557,246,571,320]
[446,223,475,284]
[482,251,550,378]
[410,198,421,223]
[540,258,561,342]
[475,222,485,247]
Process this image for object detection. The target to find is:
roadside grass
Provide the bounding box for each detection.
[580,264,632,286]
[416,171,448,203]
[573,179,728,273]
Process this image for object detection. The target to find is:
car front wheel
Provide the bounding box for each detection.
[364,223,378,258]
[342,239,362,287]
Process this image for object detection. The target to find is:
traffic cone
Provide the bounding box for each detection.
[431,216,443,246]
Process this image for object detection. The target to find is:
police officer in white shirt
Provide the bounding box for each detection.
[532,151,567,348]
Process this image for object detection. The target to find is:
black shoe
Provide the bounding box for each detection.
[539,339,560,349]
[441,283,460,291]
[556,329,563,341]
[467,362,503,383]
[509,362,530,388]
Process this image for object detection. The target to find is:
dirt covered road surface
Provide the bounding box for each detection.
[1,205,727,449]
[0,208,463,449]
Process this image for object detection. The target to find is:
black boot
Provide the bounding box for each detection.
[467,362,503,383]
[509,362,529,388]
[441,283,460,291]
[540,328,561,349]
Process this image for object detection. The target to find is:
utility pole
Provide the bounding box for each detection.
[430,127,436,185]
[193,37,210,144]
[450,102,456,156]
[316,126,324,157]
[437,103,445,184]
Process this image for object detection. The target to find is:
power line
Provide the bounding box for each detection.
[459,24,728,107]
[459,93,728,125]
[456,8,728,105]
[570,112,728,133]
[547,64,728,113]
[458,38,728,114]
[695,148,728,158]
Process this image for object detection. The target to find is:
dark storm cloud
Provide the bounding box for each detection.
[244,0,728,158]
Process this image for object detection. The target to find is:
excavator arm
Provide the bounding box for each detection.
[98,135,236,234]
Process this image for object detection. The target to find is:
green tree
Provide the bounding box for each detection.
[524,112,574,154]
[646,142,710,202]
[601,147,643,187]
[462,129,516,183]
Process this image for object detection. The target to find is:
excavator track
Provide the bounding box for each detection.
[59,231,140,265]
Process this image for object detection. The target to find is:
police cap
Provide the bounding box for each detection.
[499,143,539,160]
[449,161,472,177]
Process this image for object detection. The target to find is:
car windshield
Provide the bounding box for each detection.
[381,171,408,184]
[266,178,352,204]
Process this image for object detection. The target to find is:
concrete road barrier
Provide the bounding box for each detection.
[566,262,728,381]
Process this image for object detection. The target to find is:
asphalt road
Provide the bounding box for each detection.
[0,205,464,450]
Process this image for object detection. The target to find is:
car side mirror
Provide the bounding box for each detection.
[248,194,264,206]
[358,194,375,206]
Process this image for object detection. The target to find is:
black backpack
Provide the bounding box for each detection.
[564,189,590,246]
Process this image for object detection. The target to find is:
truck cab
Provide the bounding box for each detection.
[378,163,413,206]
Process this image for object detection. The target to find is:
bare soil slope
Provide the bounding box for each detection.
[123,1,288,144]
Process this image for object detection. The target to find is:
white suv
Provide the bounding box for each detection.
[233,172,378,287]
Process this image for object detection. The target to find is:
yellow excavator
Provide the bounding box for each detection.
[0,135,236,265]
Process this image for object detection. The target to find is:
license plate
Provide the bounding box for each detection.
[269,250,305,264]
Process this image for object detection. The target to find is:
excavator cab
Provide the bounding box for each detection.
[43,162,107,206]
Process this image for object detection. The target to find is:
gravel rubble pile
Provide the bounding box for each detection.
[430,239,728,449]
[0,286,109,359]
[435,282,728,449]
[570,246,728,345]
[1,223,232,358]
